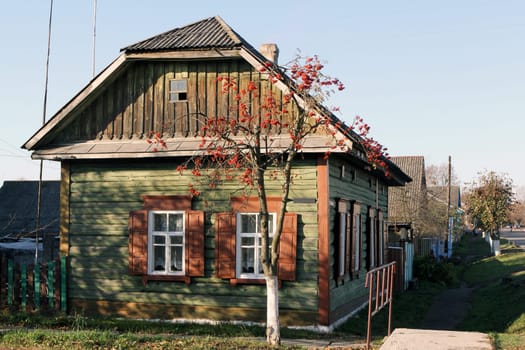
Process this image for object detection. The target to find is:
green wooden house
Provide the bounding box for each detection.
[23,16,410,329]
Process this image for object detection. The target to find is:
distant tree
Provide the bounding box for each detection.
[420,163,460,238]
[509,201,525,228]
[465,171,514,239]
[426,163,459,187]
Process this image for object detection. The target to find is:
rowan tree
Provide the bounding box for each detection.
[150,54,388,345]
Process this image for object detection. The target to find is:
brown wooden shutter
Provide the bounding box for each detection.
[345,212,352,274]
[129,210,148,275]
[215,212,236,279]
[186,210,205,277]
[278,213,297,281]
[350,212,357,275]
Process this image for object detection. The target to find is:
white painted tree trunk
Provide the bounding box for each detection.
[266,275,280,345]
[493,239,501,256]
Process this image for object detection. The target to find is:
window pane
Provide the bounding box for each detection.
[241,247,255,273]
[170,235,183,245]
[170,79,187,91]
[170,246,183,272]
[241,214,257,233]
[154,246,165,271]
[241,236,255,247]
[258,247,264,274]
[154,235,165,245]
[154,214,167,231]
[169,213,183,232]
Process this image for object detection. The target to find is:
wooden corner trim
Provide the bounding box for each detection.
[317,156,330,325]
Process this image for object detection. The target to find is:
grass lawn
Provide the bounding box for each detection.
[458,238,525,350]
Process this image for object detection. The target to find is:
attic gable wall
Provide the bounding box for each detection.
[49,59,298,145]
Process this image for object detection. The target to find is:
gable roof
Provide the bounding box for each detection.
[0,181,60,238]
[22,16,409,186]
[122,16,245,52]
[388,156,427,223]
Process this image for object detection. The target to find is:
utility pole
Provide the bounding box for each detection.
[445,155,452,257]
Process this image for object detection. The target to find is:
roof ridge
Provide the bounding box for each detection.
[121,16,245,52]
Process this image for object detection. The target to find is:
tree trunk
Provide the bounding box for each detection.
[266,275,280,345]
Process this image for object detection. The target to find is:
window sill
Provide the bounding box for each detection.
[142,275,191,286]
[230,278,282,288]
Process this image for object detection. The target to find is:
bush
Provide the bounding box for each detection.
[414,255,457,286]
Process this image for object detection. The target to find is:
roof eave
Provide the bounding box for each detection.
[22,53,128,151]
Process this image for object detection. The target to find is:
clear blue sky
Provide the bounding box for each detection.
[1,1,524,193]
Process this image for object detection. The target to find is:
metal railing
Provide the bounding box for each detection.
[365,261,396,349]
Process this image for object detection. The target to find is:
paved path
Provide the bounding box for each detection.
[380,328,492,350]
[420,283,473,330]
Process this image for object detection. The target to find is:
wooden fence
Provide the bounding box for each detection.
[387,241,414,292]
[0,255,67,313]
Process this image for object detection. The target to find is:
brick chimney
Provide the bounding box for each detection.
[259,43,279,65]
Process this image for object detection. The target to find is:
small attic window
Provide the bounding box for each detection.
[169,79,187,102]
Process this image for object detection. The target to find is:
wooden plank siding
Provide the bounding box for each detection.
[52,59,288,145]
[65,158,320,325]
[326,156,389,319]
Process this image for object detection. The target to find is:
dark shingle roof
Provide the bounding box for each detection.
[388,156,427,223]
[0,181,60,238]
[122,16,246,52]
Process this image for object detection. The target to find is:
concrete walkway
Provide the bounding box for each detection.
[380,328,492,350]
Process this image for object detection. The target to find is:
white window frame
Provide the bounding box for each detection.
[378,210,384,266]
[148,210,185,276]
[336,199,349,278]
[353,205,362,273]
[338,213,346,277]
[369,208,376,269]
[236,212,276,279]
[168,79,188,102]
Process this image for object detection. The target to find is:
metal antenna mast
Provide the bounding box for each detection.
[92,0,97,77]
[36,0,54,264]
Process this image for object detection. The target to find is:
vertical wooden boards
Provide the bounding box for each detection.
[105,88,114,139]
[133,63,145,138]
[195,62,207,136]
[164,62,175,137]
[153,63,165,135]
[48,58,301,144]
[143,63,155,137]
[123,69,134,139]
[173,62,187,137]
[114,75,124,139]
[95,94,104,139]
[206,61,217,120]
[216,61,230,119]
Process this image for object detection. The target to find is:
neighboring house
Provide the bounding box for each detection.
[22,16,410,328]
[0,180,60,263]
[387,156,427,242]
